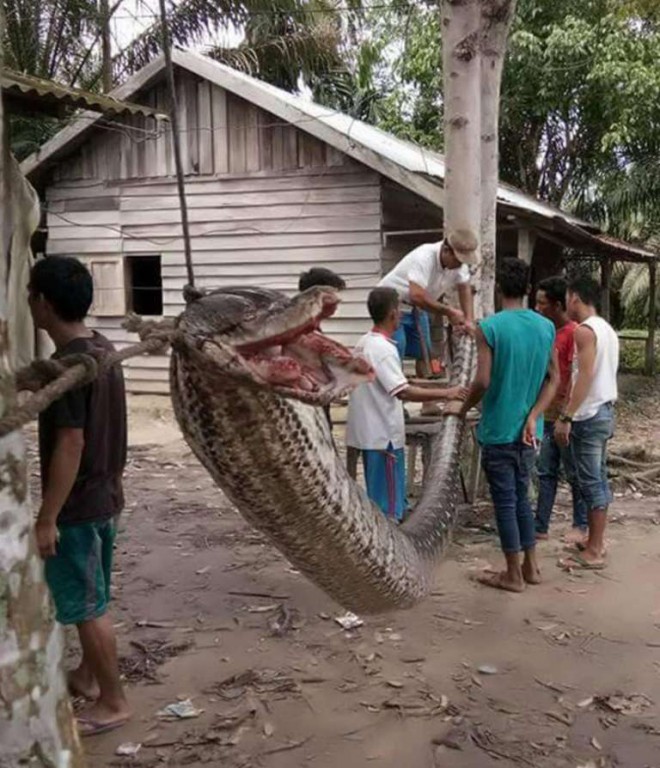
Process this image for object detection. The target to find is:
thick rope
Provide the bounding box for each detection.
[0,315,174,438]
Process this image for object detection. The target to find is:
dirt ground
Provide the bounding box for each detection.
[29,376,660,768]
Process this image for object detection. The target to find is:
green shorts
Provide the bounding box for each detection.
[44,517,117,626]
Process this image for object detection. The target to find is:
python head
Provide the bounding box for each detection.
[172,286,374,406]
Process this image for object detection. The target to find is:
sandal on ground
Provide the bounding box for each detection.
[77,716,129,738]
[558,554,606,571]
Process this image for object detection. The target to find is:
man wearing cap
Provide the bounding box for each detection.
[377,230,477,379]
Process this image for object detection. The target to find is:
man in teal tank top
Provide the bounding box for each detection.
[453,258,558,592]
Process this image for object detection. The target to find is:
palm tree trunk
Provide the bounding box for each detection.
[0,26,85,764]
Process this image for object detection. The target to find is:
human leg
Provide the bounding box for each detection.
[535,422,561,536]
[76,613,130,733]
[481,444,525,590]
[392,322,407,362]
[516,444,541,583]
[45,518,129,733]
[77,519,130,734]
[569,405,614,564]
[558,438,588,534]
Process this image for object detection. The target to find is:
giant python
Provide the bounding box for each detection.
[170,285,475,614]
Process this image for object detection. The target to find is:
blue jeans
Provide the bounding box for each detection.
[535,421,588,534]
[570,402,615,512]
[482,442,536,554]
[392,310,432,360]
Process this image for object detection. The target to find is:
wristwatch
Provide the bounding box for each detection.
[558,412,573,424]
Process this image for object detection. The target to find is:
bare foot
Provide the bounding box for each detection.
[77,700,132,738]
[475,571,525,593]
[522,562,542,585]
[68,669,100,701]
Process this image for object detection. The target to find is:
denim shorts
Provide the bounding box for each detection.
[392,310,432,361]
[570,402,614,512]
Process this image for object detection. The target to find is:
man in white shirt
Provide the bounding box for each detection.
[555,277,619,570]
[378,230,477,379]
[346,287,467,521]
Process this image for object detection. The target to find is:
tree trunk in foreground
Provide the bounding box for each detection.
[442,0,482,280]
[479,0,517,317]
[0,23,85,766]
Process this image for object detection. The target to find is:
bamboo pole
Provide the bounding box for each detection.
[158,0,195,287]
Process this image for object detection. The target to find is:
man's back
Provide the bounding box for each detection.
[39,332,127,524]
[478,309,555,445]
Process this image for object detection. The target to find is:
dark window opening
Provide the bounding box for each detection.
[127,255,162,316]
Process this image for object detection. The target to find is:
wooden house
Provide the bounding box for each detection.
[23,50,657,392]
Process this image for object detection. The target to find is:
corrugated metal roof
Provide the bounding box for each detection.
[176,51,593,229]
[2,68,166,118]
[552,217,659,262]
[21,50,657,264]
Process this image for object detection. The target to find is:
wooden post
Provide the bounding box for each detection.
[158,0,195,287]
[645,260,657,376]
[600,258,612,321]
[517,227,536,307]
[516,227,536,265]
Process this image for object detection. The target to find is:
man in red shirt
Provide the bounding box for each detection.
[534,276,587,542]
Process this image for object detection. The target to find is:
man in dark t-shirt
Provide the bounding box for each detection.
[28,256,130,736]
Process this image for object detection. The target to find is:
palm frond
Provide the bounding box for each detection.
[619,261,660,327]
[208,21,340,89]
[112,0,344,87]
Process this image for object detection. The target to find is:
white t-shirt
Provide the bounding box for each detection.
[572,315,619,421]
[378,241,470,304]
[346,331,409,450]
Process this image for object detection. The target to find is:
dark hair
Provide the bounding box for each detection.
[567,276,600,308]
[298,267,346,292]
[367,287,399,324]
[537,275,567,309]
[29,256,93,321]
[497,257,529,299]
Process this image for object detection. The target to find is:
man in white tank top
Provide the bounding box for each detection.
[555,277,619,569]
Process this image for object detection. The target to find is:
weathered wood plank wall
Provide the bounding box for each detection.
[44,68,385,392]
[52,70,337,182]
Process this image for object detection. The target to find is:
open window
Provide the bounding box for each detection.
[126,255,163,316]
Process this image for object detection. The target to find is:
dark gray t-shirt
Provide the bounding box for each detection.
[38,332,127,525]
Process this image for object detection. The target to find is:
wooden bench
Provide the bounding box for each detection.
[345,408,483,504]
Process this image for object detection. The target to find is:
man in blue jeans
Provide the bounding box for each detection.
[451,258,558,592]
[534,276,588,541]
[555,277,619,570]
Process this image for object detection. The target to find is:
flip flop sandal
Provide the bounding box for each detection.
[77,716,129,738]
[558,555,606,571]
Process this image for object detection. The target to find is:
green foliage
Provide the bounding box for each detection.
[114,0,347,91]
[3,0,352,157]
[618,333,659,373]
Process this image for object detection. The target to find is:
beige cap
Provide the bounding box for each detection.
[446,229,478,265]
